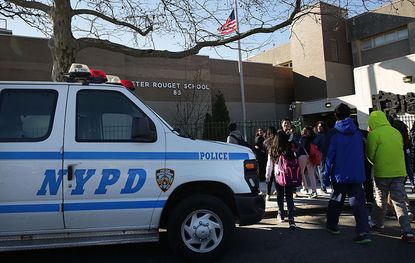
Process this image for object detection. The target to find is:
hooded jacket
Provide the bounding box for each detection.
[366,111,406,178]
[227,130,244,145]
[322,117,365,185]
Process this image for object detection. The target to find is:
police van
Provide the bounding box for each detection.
[0,64,265,261]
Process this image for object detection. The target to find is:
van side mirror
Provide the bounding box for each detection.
[131,117,156,142]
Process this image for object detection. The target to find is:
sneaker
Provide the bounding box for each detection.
[273,190,277,195]
[353,233,371,244]
[401,232,415,242]
[277,213,285,223]
[327,226,340,235]
[289,219,296,229]
[408,212,414,222]
[368,216,375,228]
[321,187,328,194]
[370,225,384,233]
[309,192,318,198]
[300,188,309,194]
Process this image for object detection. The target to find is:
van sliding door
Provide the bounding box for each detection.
[0,85,67,233]
[62,87,165,230]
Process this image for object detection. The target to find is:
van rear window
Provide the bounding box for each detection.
[0,89,58,142]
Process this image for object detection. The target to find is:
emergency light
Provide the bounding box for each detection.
[66,63,135,90]
[89,69,107,84]
[107,75,135,91]
[121,80,135,91]
[66,63,91,82]
[107,75,122,84]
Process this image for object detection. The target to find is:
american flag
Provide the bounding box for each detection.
[218,10,237,35]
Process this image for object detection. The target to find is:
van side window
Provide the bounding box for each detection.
[0,89,57,141]
[76,90,156,142]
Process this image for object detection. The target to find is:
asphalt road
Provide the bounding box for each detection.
[3,183,415,262]
[3,205,415,263]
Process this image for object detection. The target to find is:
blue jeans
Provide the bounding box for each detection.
[327,183,369,234]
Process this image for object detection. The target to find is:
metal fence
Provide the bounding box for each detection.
[173,114,415,144]
[396,114,415,130]
[173,119,303,144]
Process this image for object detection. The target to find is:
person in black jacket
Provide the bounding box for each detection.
[254,128,266,182]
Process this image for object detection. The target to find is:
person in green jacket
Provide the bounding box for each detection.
[366,111,414,242]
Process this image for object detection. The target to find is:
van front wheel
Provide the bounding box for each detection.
[167,194,235,261]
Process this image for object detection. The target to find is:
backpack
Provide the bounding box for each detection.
[308,143,321,166]
[276,155,302,187]
[230,134,252,149]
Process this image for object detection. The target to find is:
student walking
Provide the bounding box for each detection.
[367,111,415,242]
[254,128,267,182]
[322,103,371,244]
[298,126,318,198]
[313,121,329,193]
[266,130,298,229]
[264,126,278,200]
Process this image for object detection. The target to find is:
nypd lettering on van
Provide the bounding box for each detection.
[37,168,147,196]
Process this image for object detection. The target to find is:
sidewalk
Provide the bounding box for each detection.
[260,181,415,217]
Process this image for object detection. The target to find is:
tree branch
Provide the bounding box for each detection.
[78,0,302,59]
[6,0,50,13]
[73,9,152,36]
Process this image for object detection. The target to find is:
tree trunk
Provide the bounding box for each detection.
[48,0,78,82]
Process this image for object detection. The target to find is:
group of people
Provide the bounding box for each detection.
[252,119,327,199]
[226,103,415,243]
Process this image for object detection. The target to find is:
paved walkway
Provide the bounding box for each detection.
[260,181,415,216]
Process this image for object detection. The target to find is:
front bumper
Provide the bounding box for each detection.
[234,192,265,226]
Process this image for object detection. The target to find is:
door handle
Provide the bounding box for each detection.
[68,165,74,181]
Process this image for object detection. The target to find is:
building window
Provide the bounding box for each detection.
[330,39,339,62]
[361,27,408,51]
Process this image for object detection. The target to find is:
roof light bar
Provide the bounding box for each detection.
[121,79,135,91]
[65,63,135,90]
[106,75,122,85]
[89,69,107,84]
[68,63,91,77]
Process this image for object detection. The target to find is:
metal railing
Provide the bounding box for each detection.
[173,119,303,144]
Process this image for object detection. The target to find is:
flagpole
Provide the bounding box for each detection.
[233,0,247,140]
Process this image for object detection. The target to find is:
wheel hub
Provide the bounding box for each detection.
[194,221,211,240]
[181,209,224,253]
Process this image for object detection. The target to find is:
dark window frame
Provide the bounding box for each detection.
[75,89,157,143]
[0,89,58,142]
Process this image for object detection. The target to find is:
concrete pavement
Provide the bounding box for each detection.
[260,181,415,217]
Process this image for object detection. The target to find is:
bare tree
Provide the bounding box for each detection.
[0,0,397,81]
[173,67,211,138]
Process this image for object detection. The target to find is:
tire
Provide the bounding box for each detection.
[167,194,235,262]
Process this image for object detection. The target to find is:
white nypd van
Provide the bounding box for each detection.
[0,65,265,261]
